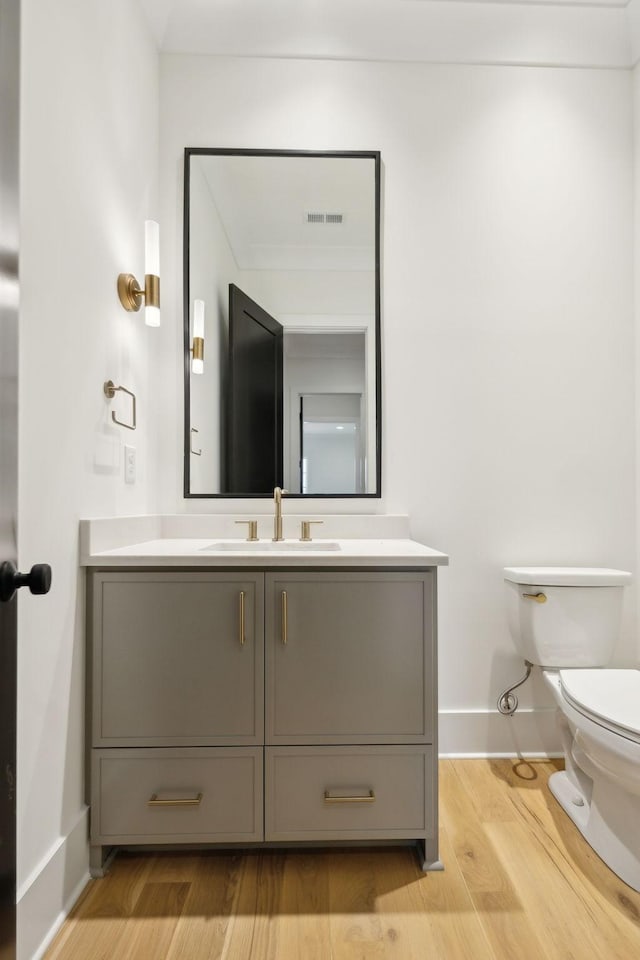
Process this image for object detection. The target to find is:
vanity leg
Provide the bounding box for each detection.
[417,839,444,874]
[90,844,116,878]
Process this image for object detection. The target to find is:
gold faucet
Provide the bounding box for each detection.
[273,486,287,541]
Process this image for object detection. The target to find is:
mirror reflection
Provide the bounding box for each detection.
[184,149,380,497]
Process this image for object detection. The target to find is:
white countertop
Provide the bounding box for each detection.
[82,537,448,568]
[79,516,448,568]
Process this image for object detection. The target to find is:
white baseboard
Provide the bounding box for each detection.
[17,807,90,960]
[438,708,561,757]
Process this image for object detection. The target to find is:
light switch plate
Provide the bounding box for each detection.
[124,445,136,484]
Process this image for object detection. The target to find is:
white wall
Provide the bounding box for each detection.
[189,157,240,492]
[635,65,640,650]
[18,2,159,956]
[161,55,636,753]
[284,344,365,493]
[240,269,374,318]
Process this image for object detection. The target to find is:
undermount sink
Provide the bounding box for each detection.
[201,540,342,552]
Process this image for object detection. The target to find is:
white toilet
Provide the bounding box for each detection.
[503,566,640,892]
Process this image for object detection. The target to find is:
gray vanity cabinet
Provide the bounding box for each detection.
[87,566,439,874]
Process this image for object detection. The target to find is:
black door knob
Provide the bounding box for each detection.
[0,562,52,603]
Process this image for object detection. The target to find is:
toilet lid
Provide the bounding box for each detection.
[559,669,640,742]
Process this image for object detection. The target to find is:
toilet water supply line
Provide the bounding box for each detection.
[497,660,534,716]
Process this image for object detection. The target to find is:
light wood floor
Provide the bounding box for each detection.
[45,759,640,960]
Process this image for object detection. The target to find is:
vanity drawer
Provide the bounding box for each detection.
[265,745,433,841]
[91,747,263,843]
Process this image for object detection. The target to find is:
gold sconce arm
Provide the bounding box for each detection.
[104,380,136,431]
[117,272,160,312]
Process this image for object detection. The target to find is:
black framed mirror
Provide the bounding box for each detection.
[183,148,381,498]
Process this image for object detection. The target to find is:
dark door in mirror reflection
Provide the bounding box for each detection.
[225,284,283,494]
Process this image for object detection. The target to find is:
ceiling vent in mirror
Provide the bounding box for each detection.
[305,212,344,224]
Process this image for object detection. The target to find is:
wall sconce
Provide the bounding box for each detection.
[191,299,205,374]
[117,220,160,327]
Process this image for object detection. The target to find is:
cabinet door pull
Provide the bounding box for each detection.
[239,590,246,646]
[148,792,203,807]
[324,790,376,804]
[281,590,288,645]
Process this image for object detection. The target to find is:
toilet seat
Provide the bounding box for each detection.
[559,669,640,744]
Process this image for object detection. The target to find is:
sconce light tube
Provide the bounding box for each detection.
[192,299,205,375]
[144,220,160,327]
[117,219,161,327]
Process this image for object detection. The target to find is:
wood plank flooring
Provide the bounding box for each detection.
[45,759,640,960]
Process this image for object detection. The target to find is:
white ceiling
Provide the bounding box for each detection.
[139,0,640,68]
[196,154,376,272]
[423,0,628,5]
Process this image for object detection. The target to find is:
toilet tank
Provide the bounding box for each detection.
[503,567,631,668]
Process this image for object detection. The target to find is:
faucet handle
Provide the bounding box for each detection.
[300,520,323,542]
[235,520,259,542]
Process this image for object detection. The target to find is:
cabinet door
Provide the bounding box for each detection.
[265,571,434,744]
[90,572,264,746]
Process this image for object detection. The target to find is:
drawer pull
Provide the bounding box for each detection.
[281,590,288,645]
[239,590,246,646]
[324,789,376,804]
[148,792,203,807]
